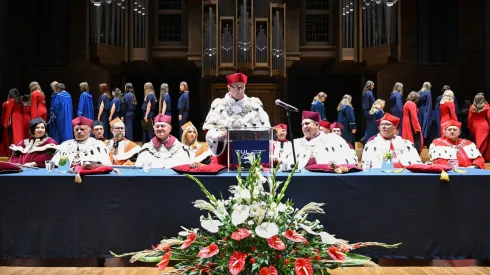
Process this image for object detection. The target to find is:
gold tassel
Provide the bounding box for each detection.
[440,170,449,182]
[113,168,121,175]
[75,173,82,183]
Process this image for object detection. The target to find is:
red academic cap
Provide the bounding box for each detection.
[72,116,94,127]
[380,113,400,127]
[154,114,172,124]
[329,122,344,131]
[274,123,287,131]
[226,73,248,85]
[442,119,462,129]
[302,111,321,123]
[319,121,331,129]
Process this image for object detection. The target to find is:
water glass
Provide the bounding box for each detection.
[448,159,459,169]
[45,160,54,172]
[142,161,152,172]
[361,160,372,171]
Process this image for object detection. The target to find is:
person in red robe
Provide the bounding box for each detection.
[9,118,58,167]
[429,120,485,169]
[468,93,490,162]
[439,90,458,133]
[3,89,24,145]
[402,91,423,153]
[29,81,48,121]
[0,100,10,156]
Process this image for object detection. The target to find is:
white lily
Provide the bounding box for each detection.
[200,216,223,233]
[231,205,250,226]
[178,226,199,236]
[215,200,229,221]
[299,223,319,235]
[319,232,338,244]
[255,222,279,238]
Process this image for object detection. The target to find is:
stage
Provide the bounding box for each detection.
[1,168,490,260]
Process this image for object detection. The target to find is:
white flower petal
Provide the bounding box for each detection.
[299,223,319,235]
[255,222,279,238]
[200,219,223,233]
[231,205,250,226]
[319,232,338,244]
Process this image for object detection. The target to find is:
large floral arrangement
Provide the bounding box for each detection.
[112,154,399,275]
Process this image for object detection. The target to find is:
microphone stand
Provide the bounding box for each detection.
[284,108,301,173]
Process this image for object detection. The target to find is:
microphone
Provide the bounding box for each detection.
[275,99,299,112]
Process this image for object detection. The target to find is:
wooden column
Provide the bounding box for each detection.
[485,0,490,96]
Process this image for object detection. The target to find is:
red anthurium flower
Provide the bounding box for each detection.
[228,251,247,275]
[259,266,278,275]
[267,236,286,250]
[231,228,251,241]
[197,243,219,258]
[328,246,346,261]
[294,258,313,275]
[180,232,197,250]
[156,251,172,271]
[283,229,308,244]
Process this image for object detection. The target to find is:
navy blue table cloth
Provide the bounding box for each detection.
[1,168,490,260]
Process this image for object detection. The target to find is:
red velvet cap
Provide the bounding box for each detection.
[274,123,287,131]
[226,73,248,85]
[154,114,172,124]
[302,111,321,123]
[72,116,94,127]
[319,121,331,129]
[442,119,462,129]
[329,122,344,131]
[380,113,400,127]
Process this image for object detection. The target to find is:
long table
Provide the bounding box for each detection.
[1,168,490,260]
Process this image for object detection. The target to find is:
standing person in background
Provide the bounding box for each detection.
[310,92,327,121]
[337,94,356,146]
[439,90,458,133]
[141,82,157,143]
[418,81,432,143]
[51,83,73,143]
[77,82,94,120]
[109,88,124,121]
[365,99,385,142]
[434,85,460,138]
[123,83,137,141]
[468,93,490,162]
[178,81,190,138]
[97,83,112,139]
[159,83,172,116]
[3,89,24,145]
[390,82,404,133]
[29,82,47,121]
[361,80,376,144]
[402,92,423,153]
[49,81,59,138]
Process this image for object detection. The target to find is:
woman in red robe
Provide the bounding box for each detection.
[9,118,58,168]
[29,82,48,121]
[439,90,458,133]
[3,89,24,145]
[402,92,423,153]
[468,93,490,162]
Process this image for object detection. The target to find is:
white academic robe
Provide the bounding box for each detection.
[272,140,293,164]
[52,137,111,166]
[184,143,213,164]
[135,137,191,168]
[284,132,358,169]
[203,93,271,157]
[362,134,423,168]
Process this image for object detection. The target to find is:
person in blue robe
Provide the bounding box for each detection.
[417,82,432,142]
[389,82,404,134]
[142,83,157,143]
[365,99,385,142]
[361,81,376,143]
[123,83,137,141]
[159,83,172,116]
[97,83,112,139]
[49,81,60,139]
[51,83,73,143]
[337,94,356,146]
[109,88,124,121]
[178,81,190,138]
[310,92,327,121]
[77,82,94,120]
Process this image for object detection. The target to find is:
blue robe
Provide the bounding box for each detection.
[77,91,94,120]
[51,91,73,143]
[110,97,123,119]
[141,93,157,143]
[49,92,59,138]
[311,101,326,121]
[417,90,432,139]
[161,93,172,116]
[362,90,376,141]
[178,92,190,137]
[390,92,404,134]
[124,92,137,140]
[337,104,356,145]
[365,110,384,141]
[98,94,111,139]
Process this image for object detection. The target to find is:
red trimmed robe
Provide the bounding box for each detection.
[9,137,58,167]
[429,137,485,169]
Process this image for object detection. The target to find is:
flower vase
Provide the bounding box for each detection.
[381,158,393,172]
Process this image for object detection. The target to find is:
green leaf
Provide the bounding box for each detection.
[345,253,371,262]
[138,256,162,262]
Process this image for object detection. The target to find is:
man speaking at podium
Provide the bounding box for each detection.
[203,72,271,165]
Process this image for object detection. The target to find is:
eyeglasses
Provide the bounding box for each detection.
[379,123,394,127]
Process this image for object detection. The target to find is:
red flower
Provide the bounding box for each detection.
[231,228,251,241]
[223,237,228,241]
[251,246,257,251]
[267,236,286,250]
[156,243,171,251]
[197,243,219,258]
[228,251,247,275]
[180,232,197,250]
[250,258,256,264]
[327,246,346,261]
[259,266,278,275]
[294,258,313,275]
[283,229,308,244]
[314,255,321,261]
[284,259,291,264]
[156,251,172,271]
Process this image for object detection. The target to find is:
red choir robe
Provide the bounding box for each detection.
[439,102,457,132]
[3,99,24,145]
[9,137,58,167]
[468,105,490,162]
[402,101,423,153]
[429,137,485,169]
[31,90,48,121]
[0,101,10,156]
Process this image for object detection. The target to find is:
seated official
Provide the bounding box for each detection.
[283,111,357,169]
[181,121,214,164]
[319,121,331,134]
[362,113,423,168]
[429,120,485,169]
[330,122,354,149]
[52,116,111,167]
[105,118,141,165]
[272,123,293,164]
[135,114,190,168]
[92,120,105,141]
[9,118,58,168]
